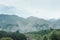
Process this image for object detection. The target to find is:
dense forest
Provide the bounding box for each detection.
[0,31,27,40]
[25,29,60,40]
[0,29,60,40]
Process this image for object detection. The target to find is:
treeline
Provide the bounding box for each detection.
[43,30,60,40]
[26,29,60,40]
[0,31,27,40]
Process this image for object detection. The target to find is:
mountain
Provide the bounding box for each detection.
[48,19,60,29]
[0,14,25,32]
[25,16,52,32]
[0,14,60,33]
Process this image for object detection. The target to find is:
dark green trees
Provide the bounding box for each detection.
[0,31,27,40]
[43,36,48,40]
[50,31,58,40]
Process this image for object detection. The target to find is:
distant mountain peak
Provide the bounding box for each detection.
[27,16,44,20]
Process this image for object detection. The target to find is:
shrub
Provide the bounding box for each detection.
[0,37,13,40]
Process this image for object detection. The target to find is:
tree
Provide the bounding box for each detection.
[43,36,48,40]
[0,31,27,40]
[16,30,20,34]
[50,31,58,40]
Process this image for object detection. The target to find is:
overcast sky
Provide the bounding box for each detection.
[0,0,60,19]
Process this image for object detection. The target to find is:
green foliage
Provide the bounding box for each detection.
[27,29,53,36]
[25,34,41,40]
[49,31,58,40]
[0,31,27,40]
[26,29,60,40]
[43,36,48,40]
[1,29,60,40]
[49,31,60,40]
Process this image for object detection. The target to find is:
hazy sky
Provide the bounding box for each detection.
[0,0,60,19]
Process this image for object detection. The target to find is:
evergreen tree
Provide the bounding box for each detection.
[43,36,48,40]
[16,30,20,34]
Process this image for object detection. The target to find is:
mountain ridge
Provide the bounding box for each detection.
[0,14,60,33]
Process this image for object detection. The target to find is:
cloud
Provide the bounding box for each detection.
[0,0,60,19]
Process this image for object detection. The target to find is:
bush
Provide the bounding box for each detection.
[0,37,13,40]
